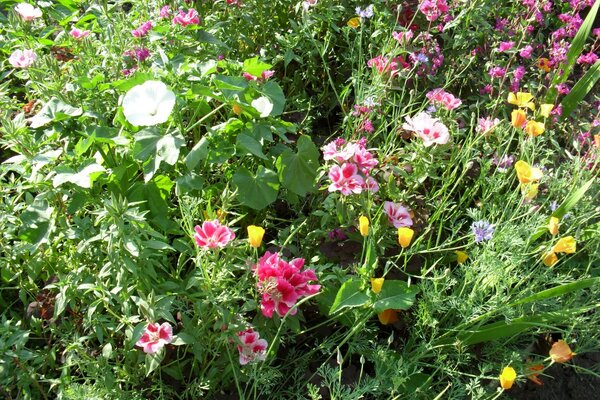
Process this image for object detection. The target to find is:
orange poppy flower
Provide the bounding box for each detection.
[526,364,544,385]
[549,340,575,363]
[377,309,399,325]
[525,120,545,136]
[511,109,527,128]
[537,58,550,72]
[542,251,558,267]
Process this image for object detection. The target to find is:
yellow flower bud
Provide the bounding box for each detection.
[232,104,242,116]
[347,17,360,28]
[547,217,559,236]
[370,277,384,294]
[359,216,369,237]
[542,251,558,267]
[397,227,414,249]
[247,225,265,248]
[511,109,527,128]
[499,366,516,390]
[455,251,469,264]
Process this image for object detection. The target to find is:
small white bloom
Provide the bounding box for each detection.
[251,96,273,118]
[122,81,176,126]
[14,3,43,21]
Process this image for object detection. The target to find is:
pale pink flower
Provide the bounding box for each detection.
[327,163,365,195]
[159,5,171,18]
[237,329,268,365]
[426,88,462,110]
[402,112,450,146]
[173,8,200,26]
[476,116,500,135]
[353,147,378,173]
[14,3,42,21]
[302,0,318,11]
[8,49,37,68]
[364,176,379,193]
[194,220,235,249]
[322,140,358,163]
[383,201,413,228]
[254,252,320,318]
[392,30,414,44]
[136,322,173,354]
[70,28,90,39]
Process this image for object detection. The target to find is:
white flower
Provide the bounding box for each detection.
[122,80,176,126]
[14,3,42,21]
[251,96,273,118]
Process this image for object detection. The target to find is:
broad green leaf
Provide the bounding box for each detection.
[560,61,600,119]
[171,332,195,345]
[236,133,267,159]
[213,75,248,99]
[243,57,272,77]
[276,135,319,196]
[18,198,54,251]
[30,97,82,128]
[329,278,369,315]
[52,163,106,188]
[232,166,279,210]
[145,351,165,376]
[184,137,209,170]
[257,81,285,116]
[133,128,185,182]
[373,281,420,313]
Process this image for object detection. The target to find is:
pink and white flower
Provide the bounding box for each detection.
[14,3,42,21]
[136,322,173,354]
[70,28,90,40]
[476,116,500,135]
[328,163,365,195]
[237,329,268,365]
[254,252,320,318]
[418,0,448,22]
[402,112,450,146]
[173,8,200,26]
[384,201,413,228]
[425,88,462,110]
[194,220,236,249]
[8,49,37,69]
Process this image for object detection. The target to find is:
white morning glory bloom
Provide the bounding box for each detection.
[122,80,176,126]
[251,96,273,118]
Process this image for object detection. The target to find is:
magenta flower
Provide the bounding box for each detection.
[384,201,413,228]
[159,5,171,18]
[8,49,37,68]
[70,28,90,40]
[402,112,450,146]
[254,252,320,318]
[132,20,153,37]
[488,66,506,78]
[14,3,42,21]
[237,329,267,365]
[577,52,598,65]
[328,163,365,195]
[173,8,200,26]
[418,0,449,22]
[194,220,235,249]
[497,41,514,52]
[426,88,462,110]
[367,55,409,76]
[136,322,173,354]
[519,45,533,59]
[242,70,274,82]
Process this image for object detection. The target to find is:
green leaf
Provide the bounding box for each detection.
[213,75,248,99]
[373,281,420,313]
[560,61,600,119]
[171,332,195,346]
[184,137,209,171]
[232,166,280,210]
[257,81,285,116]
[509,278,600,307]
[133,128,185,182]
[145,351,165,376]
[236,133,267,159]
[52,163,106,188]
[18,198,54,251]
[30,97,82,128]
[329,278,370,315]
[276,135,319,196]
[243,57,272,77]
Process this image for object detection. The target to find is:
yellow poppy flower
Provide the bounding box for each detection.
[521,183,539,201]
[547,217,559,236]
[359,216,369,237]
[542,251,558,267]
[537,58,550,72]
[370,277,384,294]
[455,250,469,264]
[549,340,575,363]
[514,160,543,184]
[508,92,535,110]
[247,225,265,248]
[511,109,527,128]
[552,236,576,254]
[377,309,399,325]
[539,104,554,118]
[499,366,517,390]
[397,227,414,248]
[525,120,545,136]
[347,17,360,28]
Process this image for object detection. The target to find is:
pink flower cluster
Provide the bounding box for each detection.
[243,70,274,82]
[173,8,200,26]
[403,112,450,146]
[194,220,236,249]
[136,322,173,354]
[384,201,413,228]
[497,41,514,52]
[254,252,320,318]
[132,20,153,37]
[8,49,37,69]
[322,138,379,195]
[418,0,449,22]
[237,329,267,365]
[392,30,414,44]
[70,28,90,40]
[367,55,409,77]
[476,116,500,135]
[425,88,462,110]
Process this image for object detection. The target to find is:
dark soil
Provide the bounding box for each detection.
[510,352,600,400]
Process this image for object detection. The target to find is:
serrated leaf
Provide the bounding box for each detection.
[329,278,369,315]
[373,281,419,313]
[276,135,319,196]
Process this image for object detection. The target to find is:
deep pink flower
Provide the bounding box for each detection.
[132,20,153,37]
[353,146,378,173]
[498,41,514,52]
[136,322,173,354]
[426,88,462,110]
[242,70,274,82]
[237,329,267,365]
[488,66,506,78]
[418,0,449,22]
[577,52,598,65]
[8,49,37,68]
[328,163,365,195]
[254,252,320,318]
[194,220,235,249]
[173,8,200,26]
[519,45,533,59]
[70,28,90,39]
[367,55,409,76]
[402,112,450,146]
[383,201,413,228]
[14,3,42,21]
[159,5,171,18]
[392,30,413,44]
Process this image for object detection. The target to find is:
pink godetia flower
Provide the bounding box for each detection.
[360,119,375,133]
[364,176,379,193]
[328,163,365,195]
[70,27,90,39]
[14,3,42,21]
[476,116,501,135]
[322,139,357,163]
[237,329,267,365]
[173,8,200,26]
[159,5,171,18]
[402,112,450,146]
[425,88,462,110]
[8,49,37,68]
[242,70,274,82]
[383,201,413,228]
[132,20,153,37]
[194,220,236,249]
[136,322,173,354]
[226,0,243,6]
[392,30,414,44]
[556,83,571,95]
[519,45,533,59]
[367,55,409,76]
[254,252,320,318]
[418,0,448,22]
[497,41,514,52]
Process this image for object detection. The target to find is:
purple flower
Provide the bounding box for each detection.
[488,66,506,78]
[356,4,374,19]
[471,220,495,243]
[519,45,533,59]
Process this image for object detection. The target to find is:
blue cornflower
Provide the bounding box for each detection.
[549,201,558,212]
[471,220,495,243]
[356,4,374,19]
[416,53,429,63]
[426,105,437,113]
